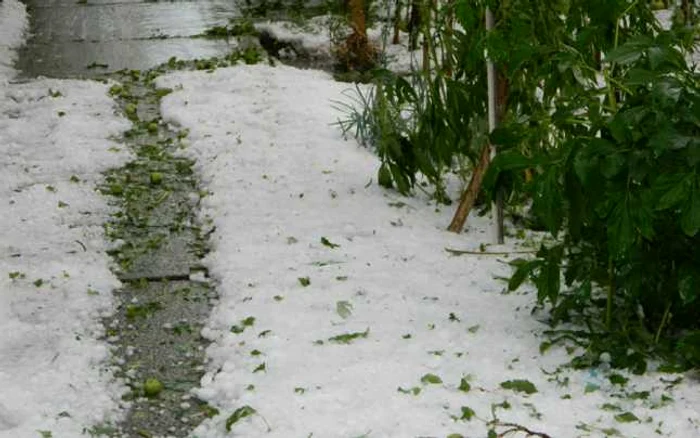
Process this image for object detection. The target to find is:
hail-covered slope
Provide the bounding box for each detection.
[158,64,699,438]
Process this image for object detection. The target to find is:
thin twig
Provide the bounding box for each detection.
[495,421,552,438]
[445,247,536,256]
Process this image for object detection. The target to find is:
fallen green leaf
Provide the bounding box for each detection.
[458,377,471,393]
[500,379,537,394]
[328,328,369,344]
[321,237,340,248]
[459,406,475,421]
[336,301,353,319]
[614,412,639,423]
[421,373,443,385]
[225,406,256,431]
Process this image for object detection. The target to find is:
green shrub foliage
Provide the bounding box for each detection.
[482,1,700,369]
[343,0,700,369]
[497,31,700,369]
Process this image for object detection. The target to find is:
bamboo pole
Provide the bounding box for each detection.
[447,6,504,243]
[486,7,504,244]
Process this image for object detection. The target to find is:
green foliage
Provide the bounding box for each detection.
[370,0,700,370]
[608,373,629,386]
[225,406,256,431]
[495,24,700,369]
[499,379,538,395]
[327,328,369,344]
[458,377,471,392]
[420,373,443,384]
[333,0,700,370]
[230,316,256,334]
[8,271,25,280]
[397,386,421,395]
[614,412,640,423]
[126,301,163,320]
[338,69,478,202]
[321,236,340,248]
[459,406,476,421]
[201,19,258,39]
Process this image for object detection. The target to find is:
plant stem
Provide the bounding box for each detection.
[606,256,614,331]
[445,247,537,256]
[655,301,672,344]
[604,68,618,113]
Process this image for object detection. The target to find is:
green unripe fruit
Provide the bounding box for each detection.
[109,184,124,196]
[125,103,137,117]
[150,172,163,185]
[143,378,164,397]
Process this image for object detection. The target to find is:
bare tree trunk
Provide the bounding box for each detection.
[444,0,454,77]
[448,144,492,232]
[344,0,374,70]
[495,70,509,242]
[681,0,693,25]
[408,0,421,50]
[448,38,510,234]
[349,0,367,37]
[393,0,402,44]
[421,0,432,73]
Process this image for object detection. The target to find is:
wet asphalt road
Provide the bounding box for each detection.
[17,0,239,78]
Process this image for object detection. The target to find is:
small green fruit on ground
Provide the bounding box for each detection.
[109,183,124,196]
[150,172,163,185]
[125,103,137,116]
[143,378,164,397]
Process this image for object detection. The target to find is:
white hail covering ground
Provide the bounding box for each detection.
[0,4,131,435]
[0,0,28,84]
[158,65,699,438]
[255,17,423,73]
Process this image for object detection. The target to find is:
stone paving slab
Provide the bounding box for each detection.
[117,230,202,281]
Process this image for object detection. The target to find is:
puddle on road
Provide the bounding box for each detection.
[17,0,240,78]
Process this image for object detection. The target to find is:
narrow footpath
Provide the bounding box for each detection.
[100,70,218,437]
[15,0,236,435]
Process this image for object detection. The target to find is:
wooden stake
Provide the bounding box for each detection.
[447,142,491,233]
[448,6,503,241]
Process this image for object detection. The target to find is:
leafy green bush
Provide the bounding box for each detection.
[491,31,700,370]
[337,0,700,369]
